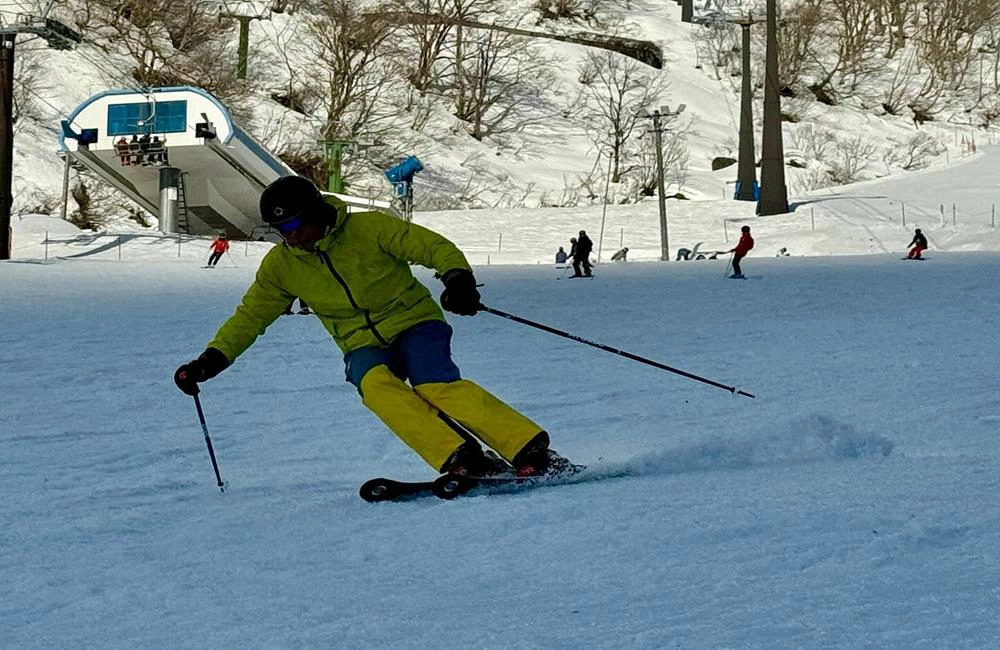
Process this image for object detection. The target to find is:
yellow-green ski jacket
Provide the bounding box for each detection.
[208,206,471,363]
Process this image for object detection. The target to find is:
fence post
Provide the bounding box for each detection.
[45,230,48,260]
[811,208,815,231]
[620,227,624,248]
[952,204,956,226]
[498,233,502,252]
[901,203,906,226]
[723,220,729,242]
[118,237,122,261]
[178,234,182,259]
[993,204,996,228]
[940,204,945,226]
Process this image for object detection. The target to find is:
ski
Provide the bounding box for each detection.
[359,477,437,502]
[431,463,590,500]
[361,463,607,502]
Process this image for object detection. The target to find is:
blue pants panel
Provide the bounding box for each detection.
[344,320,461,394]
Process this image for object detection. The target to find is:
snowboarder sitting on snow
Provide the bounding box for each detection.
[610,247,629,262]
[569,230,593,277]
[174,175,569,478]
[728,225,754,279]
[207,233,229,268]
[907,228,927,260]
[555,246,568,264]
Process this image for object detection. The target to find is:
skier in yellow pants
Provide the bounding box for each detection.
[174,175,567,477]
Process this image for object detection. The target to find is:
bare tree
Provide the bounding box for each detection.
[305,0,402,140]
[828,0,888,91]
[872,0,917,57]
[828,134,879,183]
[753,0,822,93]
[577,50,667,183]
[915,0,998,86]
[631,128,689,200]
[82,0,235,90]
[883,132,943,170]
[877,51,919,115]
[387,0,500,95]
[12,47,48,129]
[449,27,558,141]
[691,21,740,79]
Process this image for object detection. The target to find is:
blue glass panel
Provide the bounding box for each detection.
[107,100,188,136]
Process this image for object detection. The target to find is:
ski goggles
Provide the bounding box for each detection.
[271,214,305,235]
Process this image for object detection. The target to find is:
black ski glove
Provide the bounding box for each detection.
[440,269,481,316]
[174,348,230,396]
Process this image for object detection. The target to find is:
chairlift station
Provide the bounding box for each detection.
[59,86,295,238]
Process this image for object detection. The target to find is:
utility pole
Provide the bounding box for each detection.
[757,0,789,215]
[732,14,758,201]
[681,0,694,23]
[642,104,686,261]
[0,33,14,260]
[319,139,358,193]
[220,11,268,80]
[0,14,81,260]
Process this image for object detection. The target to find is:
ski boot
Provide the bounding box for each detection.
[441,442,512,478]
[512,432,573,477]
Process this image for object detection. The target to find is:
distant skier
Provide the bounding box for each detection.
[555,246,568,264]
[207,233,229,268]
[569,230,593,277]
[174,175,570,479]
[728,225,754,279]
[610,247,629,262]
[906,228,927,260]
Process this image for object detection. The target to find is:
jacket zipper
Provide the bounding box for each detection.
[317,250,389,346]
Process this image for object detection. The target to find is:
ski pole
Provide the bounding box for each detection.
[192,393,226,491]
[479,305,755,398]
[225,250,239,268]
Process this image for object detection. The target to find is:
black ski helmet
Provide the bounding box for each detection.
[741,225,751,233]
[259,176,338,227]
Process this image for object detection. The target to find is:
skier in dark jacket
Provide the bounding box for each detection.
[729,226,754,279]
[174,176,568,479]
[906,228,928,259]
[570,230,593,277]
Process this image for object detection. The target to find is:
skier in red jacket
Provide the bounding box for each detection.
[729,225,754,279]
[207,233,230,268]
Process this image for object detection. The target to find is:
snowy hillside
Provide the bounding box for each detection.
[4,0,999,231]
